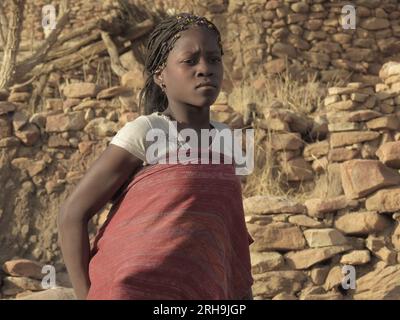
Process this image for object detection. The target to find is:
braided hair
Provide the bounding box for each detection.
[138,13,224,115]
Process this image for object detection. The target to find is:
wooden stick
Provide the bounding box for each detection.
[27,19,154,78]
[0,0,25,89]
[46,31,101,61]
[101,31,127,77]
[121,19,154,41]
[0,24,97,53]
[30,40,106,76]
[0,2,8,48]
[29,73,49,114]
[15,9,70,79]
[9,74,37,91]
[56,19,99,45]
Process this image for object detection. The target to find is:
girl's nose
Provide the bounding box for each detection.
[196,59,213,77]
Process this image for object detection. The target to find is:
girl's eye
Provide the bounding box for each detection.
[183,57,221,64]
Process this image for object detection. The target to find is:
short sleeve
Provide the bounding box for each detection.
[109,115,151,163]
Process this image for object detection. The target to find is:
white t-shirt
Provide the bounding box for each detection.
[109,111,246,170]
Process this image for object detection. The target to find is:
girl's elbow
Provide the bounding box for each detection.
[57,204,86,228]
[57,208,71,233]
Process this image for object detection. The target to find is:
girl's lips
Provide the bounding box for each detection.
[196,85,216,90]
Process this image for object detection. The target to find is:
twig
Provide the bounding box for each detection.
[15,9,70,80]
[30,73,49,114]
[9,74,37,91]
[0,2,8,47]
[0,0,25,89]
[46,31,101,61]
[101,31,128,78]
[26,19,154,78]
[56,19,99,44]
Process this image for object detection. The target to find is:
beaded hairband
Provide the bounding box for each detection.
[176,13,215,30]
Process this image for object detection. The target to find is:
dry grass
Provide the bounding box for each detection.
[241,123,286,199]
[228,65,344,117]
[231,67,345,200]
[94,58,114,88]
[241,122,314,200]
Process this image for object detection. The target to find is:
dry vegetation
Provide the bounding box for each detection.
[236,68,345,200]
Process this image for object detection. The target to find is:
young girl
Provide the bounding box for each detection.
[58,13,254,300]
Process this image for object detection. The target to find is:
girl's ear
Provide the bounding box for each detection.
[153,71,163,87]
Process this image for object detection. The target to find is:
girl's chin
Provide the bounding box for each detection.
[192,103,214,109]
[192,98,218,108]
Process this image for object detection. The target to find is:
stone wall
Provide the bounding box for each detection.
[244,61,400,300]
[224,0,400,84]
[8,0,105,43]
[4,0,400,84]
[1,0,400,299]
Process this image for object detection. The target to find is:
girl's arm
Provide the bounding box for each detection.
[241,287,254,300]
[57,212,91,299]
[57,145,143,299]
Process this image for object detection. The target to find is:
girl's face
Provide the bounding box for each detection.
[155,26,223,109]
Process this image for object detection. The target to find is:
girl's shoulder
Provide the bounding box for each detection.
[117,112,170,133]
[146,111,232,132]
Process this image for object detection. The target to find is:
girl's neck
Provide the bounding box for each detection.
[161,104,212,130]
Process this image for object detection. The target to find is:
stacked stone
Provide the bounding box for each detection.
[255,102,315,182]
[44,89,115,157]
[243,61,400,300]
[305,81,384,174]
[0,259,74,300]
[1,84,130,151]
[244,192,400,300]
[301,63,400,183]
[2,0,400,85]
[2,1,105,43]
[0,104,40,149]
[378,61,400,114]
[231,0,400,83]
[256,83,394,184]
[210,91,245,129]
[0,75,146,223]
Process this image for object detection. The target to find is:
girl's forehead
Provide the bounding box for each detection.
[169,28,220,54]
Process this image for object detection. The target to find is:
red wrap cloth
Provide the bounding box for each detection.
[87,150,254,300]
